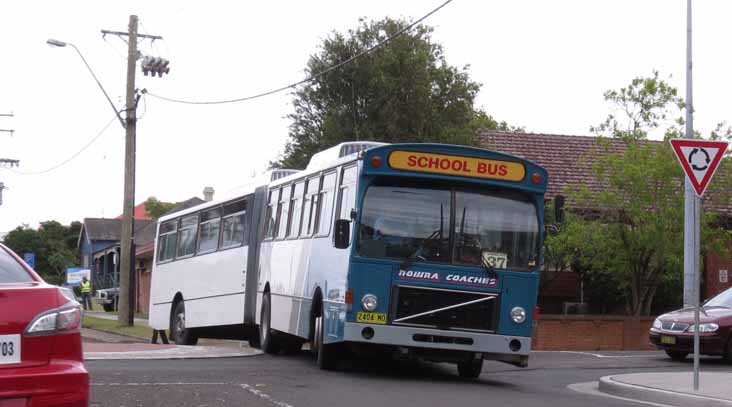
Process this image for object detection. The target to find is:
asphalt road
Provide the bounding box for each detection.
[87,349,732,407]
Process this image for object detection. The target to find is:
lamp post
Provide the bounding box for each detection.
[46,39,126,129]
[47,29,137,327]
[48,18,163,327]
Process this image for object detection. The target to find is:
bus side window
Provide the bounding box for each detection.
[222,199,247,248]
[303,176,321,236]
[197,206,222,254]
[288,181,305,238]
[264,190,277,240]
[315,171,337,236]
[157,220,178,263]
[273,188,284,238]
[336,165,358,234]
[277,185,292,240]
[176,213,198,258]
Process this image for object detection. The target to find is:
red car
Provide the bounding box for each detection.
[650,287,732,362]
[0,243,88,406]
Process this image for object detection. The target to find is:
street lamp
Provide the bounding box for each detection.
[46,38,126,129]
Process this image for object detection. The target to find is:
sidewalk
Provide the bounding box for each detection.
[599,372,732,407]
[84,310,149,326]
[81,327,262,360]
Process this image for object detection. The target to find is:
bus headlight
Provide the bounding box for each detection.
[510,306,527,324]
[361,294,378,312]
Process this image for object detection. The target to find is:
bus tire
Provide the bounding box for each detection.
[248,332,261,349]
[102,304,114,312]
[171,301,198,346]
[260,293,281,354]
[313,304,337,370]
[457,358,483,379]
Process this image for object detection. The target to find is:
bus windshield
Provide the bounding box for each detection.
[357,183,539,270]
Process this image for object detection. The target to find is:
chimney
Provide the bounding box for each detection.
[203,186,215,202]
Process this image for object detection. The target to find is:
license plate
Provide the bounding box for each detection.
[0,334,20,364]
[356,312,387,324]
[661,335,676,345]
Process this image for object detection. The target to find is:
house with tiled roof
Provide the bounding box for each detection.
[477,130,732,312]
[77,197,205,310]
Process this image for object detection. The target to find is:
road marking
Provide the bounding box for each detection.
[568,382,674,407]
[553,351,659,359]
[240,384,297,407]
[91,382,228,386]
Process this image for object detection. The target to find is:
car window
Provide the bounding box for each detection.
[705,288,732,308]
[0,247,34,283]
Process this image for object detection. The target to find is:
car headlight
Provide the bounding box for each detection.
[652,318,662,330]
[688,323,719,333]
[361,294,378,312]
[510,306,527,324]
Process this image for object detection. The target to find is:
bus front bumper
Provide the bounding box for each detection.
[343,322,531,362]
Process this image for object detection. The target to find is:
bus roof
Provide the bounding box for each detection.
[157,169,301,223]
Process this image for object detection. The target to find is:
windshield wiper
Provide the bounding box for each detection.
[400,229,445,270]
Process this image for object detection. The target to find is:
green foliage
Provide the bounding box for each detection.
[2,221,80,285]
[144,196,175,219]
[590,70,685,140]
[558,71,732,315]
[273,17,517,169]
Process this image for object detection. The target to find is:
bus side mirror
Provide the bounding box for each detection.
[334,219,350,249]
[554,195,565,225]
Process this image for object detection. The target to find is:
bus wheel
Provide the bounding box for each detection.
[313,304,337,370]
[171,301,198,346]
[260,293,281,354]
[457,357,483,379]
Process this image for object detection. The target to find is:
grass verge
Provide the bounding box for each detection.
[82,315,154,340]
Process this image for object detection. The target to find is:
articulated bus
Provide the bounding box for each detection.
[149,142,550,377]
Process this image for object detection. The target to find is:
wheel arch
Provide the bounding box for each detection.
[308,287,324,341]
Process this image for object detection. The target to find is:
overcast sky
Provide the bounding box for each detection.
[0,0,729,233]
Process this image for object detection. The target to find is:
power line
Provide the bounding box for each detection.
[144,0,453,105]
[4,117,117,175]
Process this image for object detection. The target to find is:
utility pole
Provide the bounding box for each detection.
[682,0,701,391]
[0,113,17,207]
[101,16,164,326]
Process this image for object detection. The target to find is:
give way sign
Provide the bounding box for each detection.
[670,139,730,197]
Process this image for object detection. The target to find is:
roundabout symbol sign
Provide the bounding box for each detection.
[670,139,729,197]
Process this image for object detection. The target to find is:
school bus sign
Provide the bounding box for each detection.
[388,150,526,182]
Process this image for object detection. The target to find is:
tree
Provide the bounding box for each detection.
[274,17,518,169]
[144,196,175,219]
[2,220,80,285]
[560,72,732,316]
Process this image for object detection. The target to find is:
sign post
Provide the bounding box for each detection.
[670,138,729,391]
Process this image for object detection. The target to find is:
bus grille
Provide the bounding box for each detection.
[391,285,498,333]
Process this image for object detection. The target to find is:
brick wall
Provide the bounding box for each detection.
[532,314,655,351]
[706,251,732,299]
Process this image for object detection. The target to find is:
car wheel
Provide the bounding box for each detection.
[171,301,198,346]
[724,338,732,364]
[102,304,114,312]
[259,293,281,354]
[665,349,688,361]
[457,357,483,379]
[312,303,337,370]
